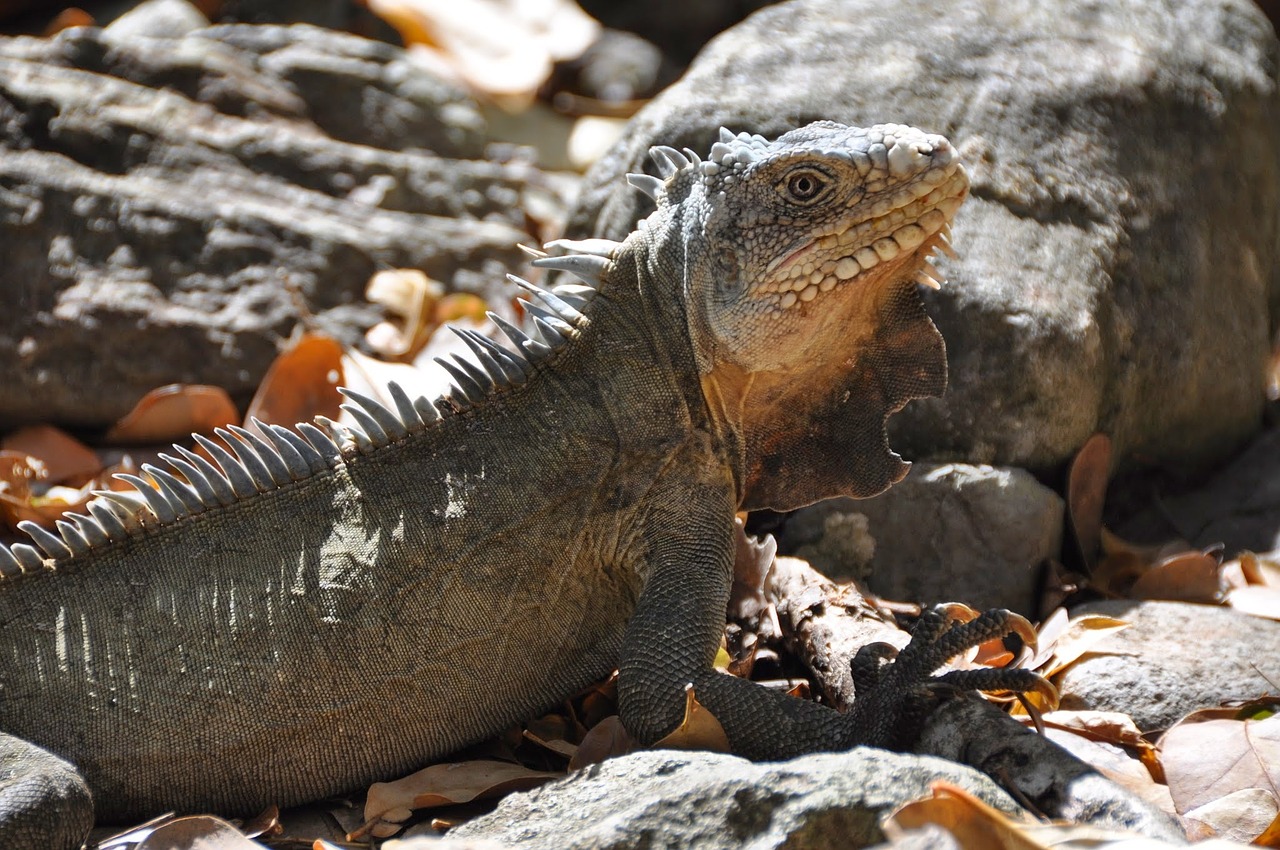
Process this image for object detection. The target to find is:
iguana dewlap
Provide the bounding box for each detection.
[0,122,1019,849]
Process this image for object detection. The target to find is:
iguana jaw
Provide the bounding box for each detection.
[669,121,967,510]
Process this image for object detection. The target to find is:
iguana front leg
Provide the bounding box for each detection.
[618,482,857,757]
[617,483,1041,758]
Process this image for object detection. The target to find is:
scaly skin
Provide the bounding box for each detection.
[0,122,1007,849]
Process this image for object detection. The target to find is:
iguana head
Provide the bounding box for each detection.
[640,121,968,511]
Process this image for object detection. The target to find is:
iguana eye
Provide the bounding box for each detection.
[781,168,829,204]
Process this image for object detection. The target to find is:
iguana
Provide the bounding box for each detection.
[0,121,1036,849]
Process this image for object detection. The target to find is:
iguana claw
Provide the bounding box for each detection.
[847,607,1054,749]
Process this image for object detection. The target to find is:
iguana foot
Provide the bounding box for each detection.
[845,607,1049,750]
[0,734,93,850]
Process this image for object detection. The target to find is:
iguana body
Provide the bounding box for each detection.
[0,122,998,848]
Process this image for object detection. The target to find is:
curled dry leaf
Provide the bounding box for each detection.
[364,269,444,361]
[569,715,638,770]
[887,780,1221,849]
[1091,529,1194,598]
[1225,552,1280,621]
[103,384,239,445]
[367,0,600,108]
[1038,725,1174,816]
[1128,547,1228,604]
[2,425,102,485]
[360,761,562,840]
[1066,432,1112,572]
[652,683,730,752]
[244,333,344,428]
[131,814,268,849]
[0,450,138,531]
[1032,613,1130,678]
[884,781,1042,850]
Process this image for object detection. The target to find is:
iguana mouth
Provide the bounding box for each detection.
[754,166,968,308]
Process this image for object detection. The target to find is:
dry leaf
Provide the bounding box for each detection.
[0,452,54,529]
[1067,433,1111,571]
[1255,808,1280,847]
[368,0,600,108]
[244,333,343,428]
[43,8,95,35]
[340,349,450,428]
[1182,787,1279,843]
[569,715,638,769]
[1238,552,1280,588]
[364,269,445,361]
[1092,529,1194,598]
[1,425,102,484]
[1159,711,1280,822]
[1040,727,1175,816]
[133,814,268,849]
[104,385,238,445]
[652,683,730,752]
[1225,585,1280,621]
[885,781,1044,850]
[361,761,561,839]
[1037,613,1131,678]
[1034,710,1150,749]
[1128,549,1228,603]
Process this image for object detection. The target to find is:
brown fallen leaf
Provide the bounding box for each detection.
[1066,432,1112,572]
[1,425,102,485]
[569,715,638,769]
[243,333,343,428]
[884,781,1043,850]
[1039,726,1175,816]
[1008,612,1129,716]
[1158,709,1280,838]
[652,683,730,752]
[360,761,561,840]
[103,384,239,445]
[1128,547,1228,604]
[132,814,269,849]
[1091,529,1194,598]
[1182,787,1279,843]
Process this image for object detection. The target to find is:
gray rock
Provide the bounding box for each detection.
[446,748,1020,850]
[0,25,538,429]
[103,0,210,39]
[783,463,1063,613]
[1058,600,1280,732]
[1118,425,1280,554]
[567,0,1280,475]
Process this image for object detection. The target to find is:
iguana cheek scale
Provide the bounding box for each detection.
[0,121,1037,850]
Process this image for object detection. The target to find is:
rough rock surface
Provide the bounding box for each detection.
[568,0,1280,475]
[1118,425,1280,554]
[782,463,1063,613]
[1057,600,1280,732]
[0,18,540,429]
[444,749,1020,850]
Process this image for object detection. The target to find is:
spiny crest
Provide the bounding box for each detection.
[626,127,771,202]
[0,253,610,579]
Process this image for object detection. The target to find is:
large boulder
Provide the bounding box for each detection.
[782,463,1063,613]
[567,0,1280,475]
[0,18,539,429]
[445,748,1019,850]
